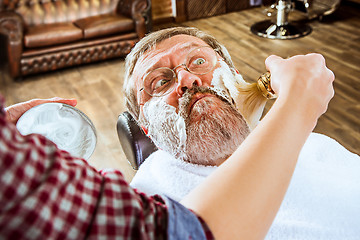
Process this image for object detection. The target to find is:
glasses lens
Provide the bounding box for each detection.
[144,67,176,96]
[186,46,217,75]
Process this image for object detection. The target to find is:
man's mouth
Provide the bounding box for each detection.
[179,86,235,120]
[188,93,219,113]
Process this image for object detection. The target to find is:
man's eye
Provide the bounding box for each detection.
[154,79,170,89]
[193,58,206,65]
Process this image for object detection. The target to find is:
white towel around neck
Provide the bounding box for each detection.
[131,133,360,239]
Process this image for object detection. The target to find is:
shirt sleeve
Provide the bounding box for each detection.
[0,96,214,240]
[0,97,167,239]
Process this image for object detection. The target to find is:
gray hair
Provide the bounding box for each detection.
[123,27,236,120]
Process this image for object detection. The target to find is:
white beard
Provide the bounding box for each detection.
[141,85,250,166]
[142,98,187,160]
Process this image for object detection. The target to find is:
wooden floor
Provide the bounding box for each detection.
[1,2,359,181]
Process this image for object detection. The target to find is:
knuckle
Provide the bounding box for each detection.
[307,53,325,65]
[315,54,325,64]
[329,70,335,82]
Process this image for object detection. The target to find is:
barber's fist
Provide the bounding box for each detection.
[265,54,335,120]
[5,97,77,124]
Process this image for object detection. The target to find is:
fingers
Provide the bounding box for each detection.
[29,97,77,108]
[49,97,77,107]
[306,53,326,66]
[265,55,284,72]
[324,67,335,110]
[264,55,284,94]
[264,53,335,123]
[5,97,77,124]
[266,53,327,71]
[326,67,335,84]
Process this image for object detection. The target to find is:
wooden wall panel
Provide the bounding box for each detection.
[227,0,251,13]
[153,0,266,24]
[186,0,226,20]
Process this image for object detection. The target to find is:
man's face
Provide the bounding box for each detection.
[132,35,250,165]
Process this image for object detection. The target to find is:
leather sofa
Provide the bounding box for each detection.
[0,0,151,79]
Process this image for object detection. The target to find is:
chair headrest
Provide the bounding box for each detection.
[116,111,158,170]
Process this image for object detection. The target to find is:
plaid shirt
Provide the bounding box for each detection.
[0,96,213,239]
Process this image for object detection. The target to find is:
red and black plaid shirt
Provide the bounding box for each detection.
[0,96,213,239]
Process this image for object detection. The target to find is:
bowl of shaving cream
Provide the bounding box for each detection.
[17,103,97,160]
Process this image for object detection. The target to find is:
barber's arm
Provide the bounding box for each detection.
[181,53,335,240]
[5,97,77,124]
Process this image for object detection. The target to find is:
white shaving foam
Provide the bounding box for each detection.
[143,98,187,158]
[16,103,97,160]
[212,61,266,130]
[212,61,252,106]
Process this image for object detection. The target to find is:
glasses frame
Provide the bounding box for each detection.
[139,46,220,98]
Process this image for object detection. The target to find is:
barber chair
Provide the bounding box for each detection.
[117,112,157,170]
[250,0,341,39]
[294,0,341,20]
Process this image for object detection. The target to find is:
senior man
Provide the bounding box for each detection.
[126,27,360,239]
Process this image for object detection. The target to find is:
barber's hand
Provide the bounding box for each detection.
[5,97,77,124]
[265,53,335,122]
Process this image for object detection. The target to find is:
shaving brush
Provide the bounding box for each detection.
[235,72,276,130]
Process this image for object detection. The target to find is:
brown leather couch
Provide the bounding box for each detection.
[0,0,151,79]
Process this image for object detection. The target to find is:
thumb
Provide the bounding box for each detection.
[48,97,77,107]
[264,55,284,95]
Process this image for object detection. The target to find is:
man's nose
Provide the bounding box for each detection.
[175,69,202,96]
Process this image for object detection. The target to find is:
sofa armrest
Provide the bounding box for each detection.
[132,0,151,37]
[0,11,24,78]
[117,0,151,38]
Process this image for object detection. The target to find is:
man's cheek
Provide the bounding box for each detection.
[144,98,185,134]
[142,98,188,158]
[211,63,240,103]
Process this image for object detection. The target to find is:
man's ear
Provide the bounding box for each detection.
[141,126,148,135]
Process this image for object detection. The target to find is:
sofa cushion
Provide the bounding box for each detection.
[74,14,134,39]
[25,23,83,48]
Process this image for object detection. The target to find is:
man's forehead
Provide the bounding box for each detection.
[139,36,208,65]
[155,34,209,51]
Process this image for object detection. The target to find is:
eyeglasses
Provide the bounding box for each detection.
[140,46,219,97]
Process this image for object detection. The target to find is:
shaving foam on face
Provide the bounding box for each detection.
[211,61,267,130]
[16,103,97,160]
[143,97,187,158]
[212,61,250,103]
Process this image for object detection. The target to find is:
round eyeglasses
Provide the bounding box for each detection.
[140,46,219,97]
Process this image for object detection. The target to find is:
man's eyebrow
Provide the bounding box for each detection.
[141,60,163,79]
